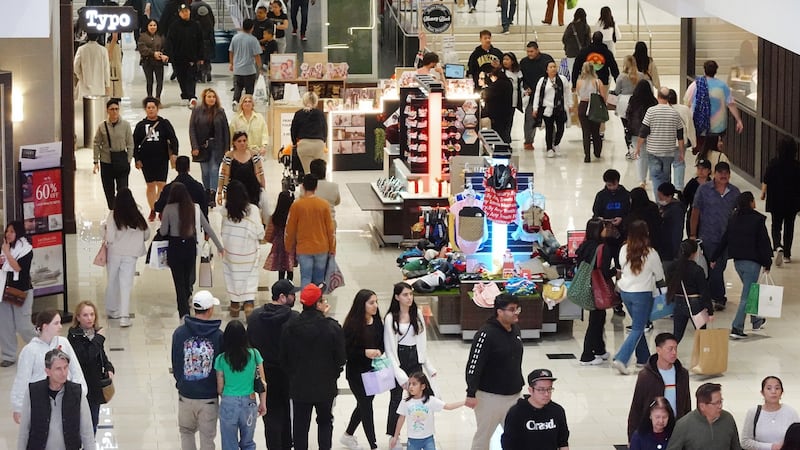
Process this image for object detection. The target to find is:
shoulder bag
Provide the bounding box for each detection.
[587,81,609,123]
[592,244,621,309]
[99,349,114,403]
[3,285,27,307]
[105,122,130,173]
[566,257,596,311]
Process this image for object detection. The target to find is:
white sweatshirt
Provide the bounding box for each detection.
[617,244,665,293]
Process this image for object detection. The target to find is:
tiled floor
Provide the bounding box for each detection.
[0,6,797,450]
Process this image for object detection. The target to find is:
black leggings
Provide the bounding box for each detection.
[346,376,377,449]
[580,309,607,361]
[542,114,565,150]
[167,237,197,318]
[278,271,294,281]
[578,101,602,157]
[141,59,164,99]
[386,345,421,436]
[771,211,796,258]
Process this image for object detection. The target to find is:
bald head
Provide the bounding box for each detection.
[657,86,670,103]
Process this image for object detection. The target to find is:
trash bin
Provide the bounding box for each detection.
[213,30,234,63]
[83,95,108,148]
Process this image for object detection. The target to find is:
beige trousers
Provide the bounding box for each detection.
[178,395,219,450]
[296,139,326,174]
[470,390,521,450]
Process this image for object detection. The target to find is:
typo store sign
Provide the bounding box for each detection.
[78,6,139,33]
[421,4,452,34]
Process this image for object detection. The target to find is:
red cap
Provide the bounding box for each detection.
[300,284,323,306]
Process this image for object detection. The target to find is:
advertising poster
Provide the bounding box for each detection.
[280,114,294,150]
[567,230,586,258]
[22,169,63,234]
[331,113,366,154]
[30,232,64,297]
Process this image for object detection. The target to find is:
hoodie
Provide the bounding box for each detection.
[171,316,223,399]
[465,317,524,397]
[571,41,620,85]
[592,185,631,221]
[627,353,691,440]
[501,396,569,450]
[467,44,504,87]
[247,303,298,370]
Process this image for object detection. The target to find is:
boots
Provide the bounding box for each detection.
[243,300,255,317]
[229,301,241,318]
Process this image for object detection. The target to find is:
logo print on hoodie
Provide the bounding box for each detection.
[526,418,556,431]
[183,337,215,381]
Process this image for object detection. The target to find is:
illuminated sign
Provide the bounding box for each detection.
[78,6,139,33]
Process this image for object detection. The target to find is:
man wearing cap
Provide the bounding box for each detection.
[464,293,525,450]
[171,290,224,450]
[247,280,301,450]
[191,0,216,83]
[164,4,204,108]
[681,159,712,237]
[689,161,740,311]
[280,284,346,450]
[501,369,569,450]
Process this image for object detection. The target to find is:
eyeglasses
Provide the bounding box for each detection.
[504,306,522,314]
[706,399,724,407]
[533,387,555,394]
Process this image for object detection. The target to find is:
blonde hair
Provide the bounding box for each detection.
[302,92,319,110]
[623,55,639,86]
[72,300,101,331]
[239,93,254,104]
[579,62,597,81]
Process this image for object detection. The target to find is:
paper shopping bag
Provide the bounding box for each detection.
[747,273,783,318]
[690,328,729,375]
[148,241,169,270]
[361,367,395,396]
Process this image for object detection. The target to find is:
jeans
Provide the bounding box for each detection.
[100,161,130,210]
[291,0,310,34]
[387,345,422,436]
[168,237,197,318]
[178,395,219,450]
[523,97,537,144]
[614,291,653,366]
[732,259,763,331]
[275,37,287,54]
[672,150,686,191]
[578,101,601,158]
[297,253,328,287]
[233,73,258,102]
[89,401,100,433]
[701,241,728,303]
[580,308,607,362]
[648,153,674,199]
[408,436,436,450]
[500,0,516,27]
[771,211,796,258]
[0,289,35,361]
[263,368,292,449]
[346,376,377,449]
[292,399,334,450]
[636,142,649,184]
[105,253,137,320]
[220,395,258,450]
[174,61,198,100]
[542,114,565,150]
[199,159,221,191]
[141,58,165,99]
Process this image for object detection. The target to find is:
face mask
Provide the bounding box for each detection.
[657,200,668,206]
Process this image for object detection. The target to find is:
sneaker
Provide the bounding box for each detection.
[612,359,629,375]
[598,352,611,360]
[339,434,361,450]
[785,257,792,263]
[120,317,132,328]
[232,100,239,112]
[776,247,784,267]
[0,360,15,367]
[580,357,605,366]
[523,143,534,150]
[584,156,591,163]
[625,322,654,333]
[625,151,634,160]
[291,29,297,36]
[553,144,560,153]
[301,34,308,41]
[635,362,647,369]
[546,149,555,158]
[752,318,767,331]
[107,313,120,319]
[189,98,197,109]
[613,306,626,318]
[729,329,748,339]
[502,28,510,35]
[469,6,476,12]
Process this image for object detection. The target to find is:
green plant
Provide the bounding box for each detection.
[374,128,386,163]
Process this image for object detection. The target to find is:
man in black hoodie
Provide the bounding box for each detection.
[467,30,504,89]
[280,284,346,450]
[592,169,630,317]
[464,294,524,450]
[501,369,569,450]
[164,4,204,107]
[571,31,619,93]
[247,279,300,450]
[171,291,224,450]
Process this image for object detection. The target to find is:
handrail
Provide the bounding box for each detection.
[523,0,539,44]
[385,0,417,38]
[636,0,653,52]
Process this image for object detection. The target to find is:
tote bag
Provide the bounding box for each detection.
[323,254,345,294]
[566,260,595,310]
[649,286,673,321]
[587,92,609,123]
[745,273,783,318]
[591,245,620,309]
[361,367,395,396]
[690,327,728,375]
[682,282,710,329]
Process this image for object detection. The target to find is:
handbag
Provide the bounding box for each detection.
[323,254,344,294]
[253,351,266,393]
[566,260,595,310]
[682,282,709,329]
[361,366,395,396]
[591,245,620,309]
[650,286,673,321]
[93,242,107,267]
[2,286,27,307]
[198,241,213,288]
[99,350,114,403]
[689,327,728,375]
[606,93,618,110]
[587,88,609,123]
[105,122,130,173]
[746,272,783,318]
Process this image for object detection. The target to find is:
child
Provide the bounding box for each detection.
[262,26,278,71]
[389,372,464,450]
[263,191,296,280]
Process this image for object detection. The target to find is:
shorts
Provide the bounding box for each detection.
[141,160,169,182]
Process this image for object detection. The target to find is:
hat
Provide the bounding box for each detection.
[528,368,557,385]
[299,284,323,306]
[192,290,220,310]
[695,159,712,170]
[272,279,300,300]
[179,3,190,10]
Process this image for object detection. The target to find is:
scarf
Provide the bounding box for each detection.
[537,75,566,119]
[0,237,33,292]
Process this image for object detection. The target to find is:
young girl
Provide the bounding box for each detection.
[389,372,464,450]
[214,320,267,450]
[263,191,296,280]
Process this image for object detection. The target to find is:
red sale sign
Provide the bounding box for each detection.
[22,169,63,233]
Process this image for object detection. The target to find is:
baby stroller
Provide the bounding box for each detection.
[279,143,303,192]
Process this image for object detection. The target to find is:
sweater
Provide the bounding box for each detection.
[284,195,336,255]
[383,312,436,386]
[137,31,165,62]
[740,404,799,450]
[501,397,569,450]
[465,317,524,397]
[345,319,384,379]
[103,213,150,258]
[618,244,665,293]
[627,353,691,440]
[630,430,670,450]
[666,409,742,450]
[229,111,270,151]
[290,108,327,142]
[93,119,134,164]
[712,209,773,270]
[159,203,223,251]
[133,116,179,162]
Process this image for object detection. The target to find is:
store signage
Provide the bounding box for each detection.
[421,4,452,34]
[78,6,139,33]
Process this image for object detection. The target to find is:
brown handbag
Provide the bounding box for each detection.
[3,286,27,307]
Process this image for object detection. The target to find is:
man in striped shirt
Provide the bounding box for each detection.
[635,87,686,198]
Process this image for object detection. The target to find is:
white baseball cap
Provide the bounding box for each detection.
[192,291,220,310]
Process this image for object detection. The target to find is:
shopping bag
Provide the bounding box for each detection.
[361,367,395,396]
[148,240,169,270]
[567,0,578,9]
[198,245,213,288]
[371,354,392,371]
[93,242,107,267]
[566,261,595,310]
[650,287,673,321]
[746,273,783,318]
[591,245,620,309]
[323,254,344,294]
[606,93,618,111]
[690,328,729,375]
[253,74,268,105]
[587,92,609,123]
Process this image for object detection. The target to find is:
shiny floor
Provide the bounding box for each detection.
[1,11,797,450]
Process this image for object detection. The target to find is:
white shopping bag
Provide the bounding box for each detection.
[361,367,395,396]
[148,240,169,270]
[757,274,783,318]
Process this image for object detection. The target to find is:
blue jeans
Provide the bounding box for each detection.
[733,259,763,331]
[500,0,517,27]
[636,142,649,184]
[672,151,686,191]
[199,159,220,191]
[219,395,258,450]
[408,436,436,450]
[648,153,674,199]
[615,291,653,366]
[297,253,328,288]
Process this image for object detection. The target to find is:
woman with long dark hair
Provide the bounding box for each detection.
[383,282,437,440]
[482,67,515,144]
[613,220,665,375]
[103,188,150,327]
[502,52,524,119]
[189,87,230,206]
[160,182,223,318]
[217,131,265,208]
[762,137,800,265]
[562,8,591,68]
[214,319,266,450]
[627,80,658,186]
[629,396,675,449]
[137,19,168,100]
[532,61,572,158]
[340,289,383,450]
[133,96,179,221]
[741,376,799,449]
[221,180,265,318]
[0,221,36,367]
[595,6,622,54]
[264,190,296,280]
[710,191,772,338]
[633,41,660,89]
[665,239,713,342]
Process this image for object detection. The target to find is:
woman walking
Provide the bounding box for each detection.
[532,60,572,158]
[502,52,524,132]
[595,6,622,54]
[217,131,266,208]
[482,67,514,144]
[576,62,604,162]
[220,180,265,318]
[340,289,384,450]
[189,87,230,206]
[103,188,150,327]
[291,92,327,175]
[741,376,800,450]
[384,282,437,441]
[761,137,800,265]
[67,301,115,432]
[263,191,296,280]
[633,41,660,89]
[160,182,223,318]
[229,94,270,156]
[613,55,644,151]
[133,97,179,221]
[0,221,36,367]
[665,239,713,342]
[214,319,267,450]
[613,220,665,375]
[137,19,168,99]
[562,8,591,71]
[627,80,658,185]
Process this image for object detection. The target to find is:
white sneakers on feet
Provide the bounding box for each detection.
[340,434,361,450]
[612,359,629,375]
[120,317,132,327]
[776,247,784,267]
[580,356,605,366]
[598,352,610,360]
[546,149,555,158]
[189,98,198,109]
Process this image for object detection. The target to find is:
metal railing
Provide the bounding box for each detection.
[522,0,539,44]
[384,0,418,67]
[636,0,654,52]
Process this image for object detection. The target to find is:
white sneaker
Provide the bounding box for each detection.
[598,352,610,360]
[580,356,605,366]
[339,434,361,450]
[232,100,239,112]
[120,317,132,327]
[776,248,784,267]
[612,359,629,375]
[546,149,555,158]
[189,98,198,109]
[553,144,560,153]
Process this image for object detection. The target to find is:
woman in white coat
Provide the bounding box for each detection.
[0,221,36,367]
[103,188,150,327]
[73,34,111,98]
[532,61,573,158]
[383,282,437,441]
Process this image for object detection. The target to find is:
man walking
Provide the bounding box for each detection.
[667,383,741,450]
[689,161,740,312]
[17,349,96,449]
[290,0,314,41]
[684,60,744,149]
[171,291,224,450]
[93,98,134,210]
[635,87,686,199]
[467,30,504,88]
[280,284,346,450]
[519,41,554,150]
[464,293,524,450]
[191,0,216,83]
[247,279,301,449]
[155,155,209,218]
[285,174,336,288]
[229,18,263,108]
[501,369,570,450]
[627,333,691,441]
[165,3,204,108]
[499,0,516,34]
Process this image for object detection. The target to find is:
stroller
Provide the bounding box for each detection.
[279,143,303,192]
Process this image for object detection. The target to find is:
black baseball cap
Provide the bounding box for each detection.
[695,159,712,170]
[271,279,300,300]
[179,3,190,10]
[528,368,557,385]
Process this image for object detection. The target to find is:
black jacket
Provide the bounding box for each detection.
[247,303,298,370]
[713,208,773,270]
[483,76,514,124]
[519,53,554,91]
[345,319,384,380]
[763,157,800,214]
[576,240,619,278]
[67,327,115,405]
[154,173,209,217]
[165,17,204,63]
[625,202,661,250]
[562,20,591,58]
[627,354,691,440]
[290,108,327,142]
[280,308,346,402]
[465,317,524,397]
[592,186,631,221]
[666,260,712,318]
[502,397,569,450]
[572,42,619,85]
[467,45,504,87]
[657,199,687,261]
